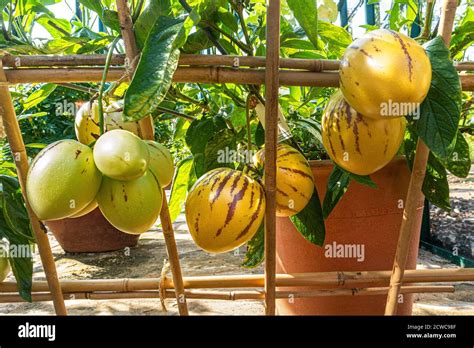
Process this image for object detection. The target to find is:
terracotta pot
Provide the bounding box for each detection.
[276,156,422,315]
[46,208,139,253]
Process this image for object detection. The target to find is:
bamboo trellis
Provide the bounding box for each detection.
[0,0,472,316]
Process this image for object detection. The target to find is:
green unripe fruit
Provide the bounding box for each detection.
[93,129,150,181]
[97,171,163,234]
[145,140,174,188]
[27,140,102,220]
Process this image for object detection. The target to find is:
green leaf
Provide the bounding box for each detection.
[17,112,48,122]
[22,84,57,111]
[290,189,325,246]
[37,16,71,38]
[102,10,121,32]
[78,0,103,15]
[203,129,236,172]
[286,0,318,49]
[124,17,185,122]
[322,165,350,219]
[348,172,377,189]
[182,29,215,53]
[241,223,264,268]
[135,0,172,49]
[8,244,33,302]
[185,116,226,155]
[423,154,451,211]
[416,36,462,159]
[168,157,193,223]
[437,131,471,178]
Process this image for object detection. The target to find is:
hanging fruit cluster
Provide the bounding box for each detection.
[322,29,432,175]
[26,101,174,235]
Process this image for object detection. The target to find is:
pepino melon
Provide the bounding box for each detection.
[75,100,141,145]
[93,129,150,181]
[339,29,431,120]
[185,168,265,253]
[97,171,163,234]
[145,140,174,188]
[27,140,102,220]
[322,90,406,175]
[254,144,314,217]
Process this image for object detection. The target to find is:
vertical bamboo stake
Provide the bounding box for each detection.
[264,0,281,316]
[116,0,189,315]
[384,0,458,315]
[0,62,67,315]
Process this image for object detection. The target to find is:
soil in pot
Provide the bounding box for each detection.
[276,157,422,315]
[46,207,139,253]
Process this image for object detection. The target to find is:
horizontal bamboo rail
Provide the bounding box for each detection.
[0,268,472,294]
[0,285,454,303]
[1,54,472,72]
[2,67,473,90]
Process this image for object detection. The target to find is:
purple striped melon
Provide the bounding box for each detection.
[255,144,314,217]
[322,90,406,176]
[185,168,265,253]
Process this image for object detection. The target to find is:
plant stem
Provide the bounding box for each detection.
[156,106,195,121]
[58,83,98,95]
[245,94,253,151]
[420,0,436,40]
[98,36,120,136]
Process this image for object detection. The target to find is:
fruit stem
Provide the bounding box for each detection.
[98,36,120,136]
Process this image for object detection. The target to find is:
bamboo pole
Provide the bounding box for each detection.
[0,285,454,304]
[263,0,280,316]
[1,268,472,294]
[2,54,472,72]
[116,0,188,316]
[384,0,458,316]
[0,61,67,315]
[2,67,472,91]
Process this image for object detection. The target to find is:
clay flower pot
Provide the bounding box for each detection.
[276,156,422,315]
[46,207,139,253]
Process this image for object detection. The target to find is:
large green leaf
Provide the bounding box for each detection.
[286,0,318,49]
[124,17,185,122]
[241,223,264,268]
[168,157,194,223]
[134,0,172,49]
[22,84,57,111]
[0,175,34,302]
[203,129,236,172]
[416,36,462,160]
[290,189,325,246]
[437,131,471,178]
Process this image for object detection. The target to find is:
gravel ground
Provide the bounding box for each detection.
[0,169,472,316]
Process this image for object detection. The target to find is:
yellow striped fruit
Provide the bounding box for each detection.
[340,29,431,119]
[185,168,265,253]
[75,100,141,145]
[26,140,102,220]
[0,243,10,282]
[145,140,174,188]
[254,144,314,217]
[97,171,163,234]
[93,129,150,181]
[322,91,406,176]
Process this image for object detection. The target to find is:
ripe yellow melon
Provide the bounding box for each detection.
[93,129,150,181]
[340,29,431,119]
[97,171,163,234]
[254,144,314,217]
[26,140,102,220]
[322,90,406,175]
[185,168,265,253]
[145,140,174,188]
